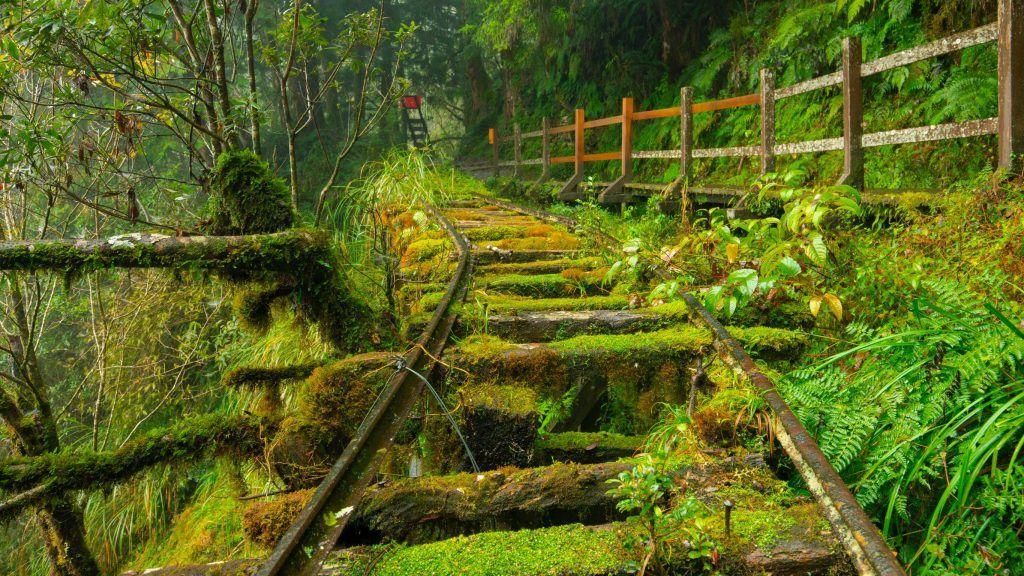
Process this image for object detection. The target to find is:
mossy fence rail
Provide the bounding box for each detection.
[486,0,1024,206]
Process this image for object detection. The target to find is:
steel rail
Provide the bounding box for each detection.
[257,203,473,576]
[474,192,906,576]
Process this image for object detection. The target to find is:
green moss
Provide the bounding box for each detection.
[727,326,809,360]
[478,256,605,275]
[372,524,626,576]
[482,231,580,251]
[536,431,642,453]
[233,284,295,333]
[402,238,451,264]
[241,489,314,548]
[462,384,538,416]
[548,327,712,356]
[480,273,606,298]
[534,432,642,464]
[127,468,262,570]
[455,334,519,359]
[462,226,531,241]
[646,300,693,321]
[222,364,317,389]
[207,149,294,235]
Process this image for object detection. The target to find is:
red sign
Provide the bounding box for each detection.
[401,95,422,109]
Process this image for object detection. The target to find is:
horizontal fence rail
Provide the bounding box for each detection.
[486,0,1023,205]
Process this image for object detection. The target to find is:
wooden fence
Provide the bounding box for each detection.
[487,0,1024,206]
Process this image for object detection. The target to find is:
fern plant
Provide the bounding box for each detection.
[783,279,1024,573]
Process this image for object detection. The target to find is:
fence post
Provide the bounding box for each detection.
[680,86,694,182]
[600,97,634,205]
[557,109,587,201]
[541,117,552,181]
[663,87,695,214]
[760,69,776,176]
[489,128,499,177]
[622,97,634,186]
[838,37,864,190]
[513,123,522,178]
[574,108,585,176]
[1000,0,1024,173]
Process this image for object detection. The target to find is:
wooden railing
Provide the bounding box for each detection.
[487,0,1024,205]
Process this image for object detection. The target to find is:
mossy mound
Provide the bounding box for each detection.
[241,489,314,548]
[269,361,385,488]
[207,150,294,235]
[400,238,452,265]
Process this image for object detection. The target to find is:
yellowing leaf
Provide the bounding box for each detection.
[809,297,822,318]
[726,243,739,263]
[824,293,843,320]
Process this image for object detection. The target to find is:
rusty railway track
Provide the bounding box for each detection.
[480,192,906,576]
[257,189,904,576]
[257,203,473,576]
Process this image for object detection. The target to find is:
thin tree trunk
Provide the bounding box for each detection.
[244,0,262,155]
[5,281,100,576]
[203,0,236,147]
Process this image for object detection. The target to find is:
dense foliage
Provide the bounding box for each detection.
[0,0,1019,574]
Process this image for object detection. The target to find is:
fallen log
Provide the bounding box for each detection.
[341,457,765,545]
[0,231,323,275]
[0,414,278,515]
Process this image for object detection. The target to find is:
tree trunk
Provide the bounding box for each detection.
[464,52,491,127]
[36,499,100,576]
[4,285,100,576]
[244,0,262,156]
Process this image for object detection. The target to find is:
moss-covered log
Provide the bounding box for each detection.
[0,413,278,507]
[341,459,757,545]
[222,365,319,389]
[0,230,319,275]
[0,230,374,351]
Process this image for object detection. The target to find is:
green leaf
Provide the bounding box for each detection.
[806,234,828,266]
[777,256,802,277]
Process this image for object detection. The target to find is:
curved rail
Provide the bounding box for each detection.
[479,192,906,576]
[257,203,473,576]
